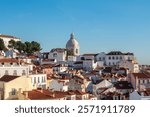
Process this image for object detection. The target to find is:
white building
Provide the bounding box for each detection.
[40,59,57,65]
[83,59,97,71]
[0,58,32,78]
[118,60,139,73]
[66,33,80,56]
[0,34,21,48]
[49,78,69,92]
[128,73,150,91]
[53,64,68,73]
[48,48,67,62]
[93,79,113,95]
[105,51,134,66]
[29,73,47,89]
[130,90,150,100]
[96,52,106,63]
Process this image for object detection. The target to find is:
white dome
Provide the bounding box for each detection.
[66,33,79,49]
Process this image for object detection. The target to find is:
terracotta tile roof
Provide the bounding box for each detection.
[0,34,19,39]
[132,73,150,79]
[0,58,19,63]
[73,90,88,95]
[41,64,56,68]
[0,75,20,82]
[23,90,67,100]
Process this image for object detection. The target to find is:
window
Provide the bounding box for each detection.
[38,77,40,83]
[138,80,140,84]
[112,56,115,60]
[81,57,85,60]
[53,53,57,57]
[34,77,36,84]
[43,76,46,82]
[143,80,145,84]
[13,70,17,75]
[120,56,122,60]
[99,57,101,61]
[5,70,9,75]
[109,62,111,66]
[116,56,118,60]
[103,57,105,60]
[22,70,26,75]
[11,88,16,95]
[76,49,78,54]
[42,76,45,83]
[109,57,111,60]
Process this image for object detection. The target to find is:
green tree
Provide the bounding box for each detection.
[31,41,41,52]
[0,38,6,51]
[6,39,42,54]
[8,40,16,49]
[15,41,26,53]
[24,41,32,54]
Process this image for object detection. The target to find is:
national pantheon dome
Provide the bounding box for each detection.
[66,33,80,56]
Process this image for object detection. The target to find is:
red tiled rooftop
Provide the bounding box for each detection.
[0,34,18,39]
[23,90,67,100]
[132,73,150,79]
[0,75,20,82]
[0,58,19,63]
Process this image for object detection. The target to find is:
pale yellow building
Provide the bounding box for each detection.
[0,75,32,100]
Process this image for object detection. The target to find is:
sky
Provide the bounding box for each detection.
[0,0,150,64]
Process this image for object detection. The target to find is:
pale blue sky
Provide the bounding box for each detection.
[0,0,150,64]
